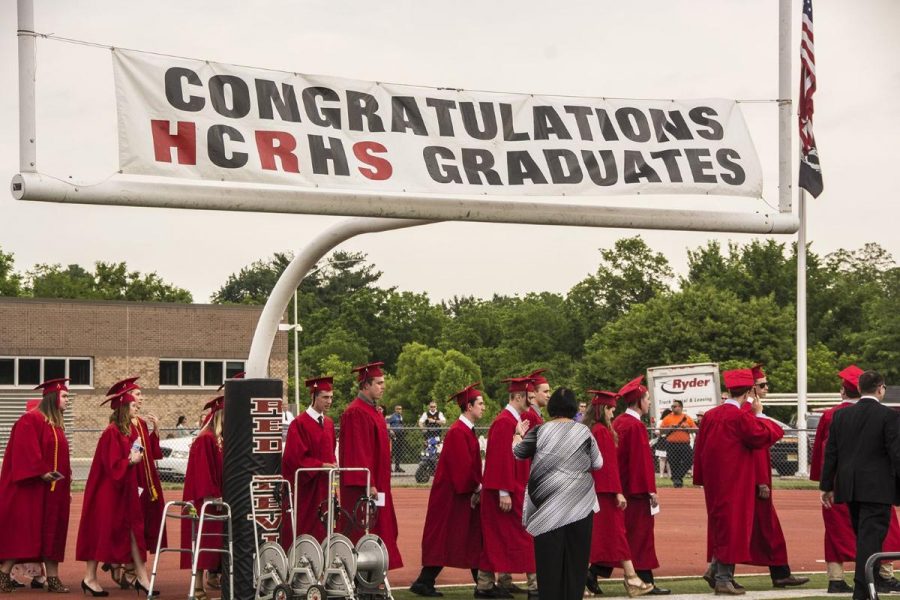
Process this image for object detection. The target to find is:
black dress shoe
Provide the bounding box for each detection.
[526,592,540,600]
[829,580,854,594]
[876,578,900,594]
[586,573,603,595]
[475,586,513,599]
[31,578,46,589]
[410,581,444,597]
[502,583,527,595]
[733,581,745,590]
[774,575,810,588]
[648,586,671,595]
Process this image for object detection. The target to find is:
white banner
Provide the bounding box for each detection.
[113,49,762,198]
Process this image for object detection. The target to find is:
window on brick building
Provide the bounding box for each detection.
[158,359,246,388]
[0,357,94,388]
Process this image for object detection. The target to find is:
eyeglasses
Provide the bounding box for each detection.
[757,382,769,389]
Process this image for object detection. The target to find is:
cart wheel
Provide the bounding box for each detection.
[305,584,327,600]
[271,583,293,600]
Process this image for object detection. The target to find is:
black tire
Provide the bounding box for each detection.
[271,583,293,600]
[415,464,430,483]
[305,584,327,600]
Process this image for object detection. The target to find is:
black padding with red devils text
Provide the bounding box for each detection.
[222,378,283,600]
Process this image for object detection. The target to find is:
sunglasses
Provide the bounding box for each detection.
[757,382,769,389]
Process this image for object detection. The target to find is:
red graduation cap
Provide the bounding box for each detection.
[451,382,483,410]
[305,376,334,396]
[589,390,618,408]
[100,390,137,410]
[723,369,755,389]
[838,365,864,394]
[502,377,534,393]
[35,378,69,395]
[202,395,224,426]
[751,363,766,381]
[106,377,139,397]
[618,375,647,404]
[352,361,384,382]
[527,369,549,386]
[217,371,245,392]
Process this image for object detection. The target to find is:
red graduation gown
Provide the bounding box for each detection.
[131,418,167,551]
[742,404,789,566]
[612,412,658,570]
[810,402,900,561]
[76,424,146,563]
[180,429,223,570]
[0,410,71,562]
[338,397,403,569]
[693,403,783,564]
[281,411,336,545]
[421,419,483,569]
[479,408,535,574]
[590,424,631,564]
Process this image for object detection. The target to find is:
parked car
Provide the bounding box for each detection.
[157,433,195,483]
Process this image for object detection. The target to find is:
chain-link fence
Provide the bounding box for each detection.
[0,423,821,488]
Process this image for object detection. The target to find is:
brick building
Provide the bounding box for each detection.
[0,297,288,455]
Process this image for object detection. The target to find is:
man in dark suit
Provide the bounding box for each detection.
[821,370,900,599]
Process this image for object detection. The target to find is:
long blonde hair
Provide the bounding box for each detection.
[204,409,224,448]
[109,404,132,435]
[38,392,65,429]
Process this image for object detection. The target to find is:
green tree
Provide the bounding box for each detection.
[28,261,192,302]
[0,247,24,296]
[390,342,490,421]
[578,285,794,392]
[565,236,673,350]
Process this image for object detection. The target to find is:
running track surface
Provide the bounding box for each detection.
[11,488,845,598]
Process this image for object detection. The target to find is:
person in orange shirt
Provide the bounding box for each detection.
[658,401,695,488]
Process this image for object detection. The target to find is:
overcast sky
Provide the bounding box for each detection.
[1,1,897,303]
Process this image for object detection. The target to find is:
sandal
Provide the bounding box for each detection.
[44,576,70,594]
[192,588,209,600]
[624,578,654,598]
[206,572,221,590]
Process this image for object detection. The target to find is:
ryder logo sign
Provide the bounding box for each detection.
[647,363,720,423]
[113,49,764,199]
[660,377,712,394]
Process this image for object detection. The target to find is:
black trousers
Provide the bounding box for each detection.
[667,442,693,485]
[848,501,892,598]
[533,513,593,600]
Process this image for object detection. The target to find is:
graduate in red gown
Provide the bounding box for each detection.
[693,369,784,596]
[0,379,73,594]
[583,390,653,598]
[593,376,668,595]
[180,395,225,600]
[107,378,167,561]
[743,364,809,588]
[338,362,402,569]
[478,377,536,598]
[410,383,486,597]
[522,369,549,427]
[281,376,337,546]
[76,389,157,596]
[810,365,900,593]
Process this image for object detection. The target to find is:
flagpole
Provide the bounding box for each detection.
[796,188,808,476]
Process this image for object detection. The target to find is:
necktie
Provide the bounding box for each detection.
[318,415,324,427]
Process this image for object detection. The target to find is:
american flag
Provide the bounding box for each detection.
[798,0,823,198]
